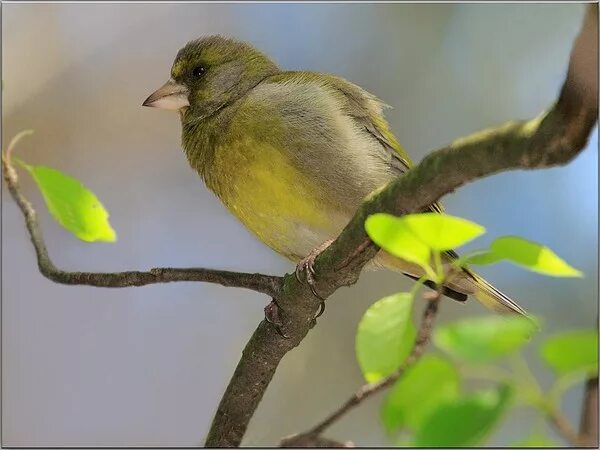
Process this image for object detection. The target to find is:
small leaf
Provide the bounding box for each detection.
[413,385,512,447]
[403,213,485,251]
[540,330,598,376]
[490,236,582,277]
[365,214,431,272]
[356,292,416,383]
[381,355,460,433]
[23,164,116,242]
[434,315,538,363]
[512,433,558,447]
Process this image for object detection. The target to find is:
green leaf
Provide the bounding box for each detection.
[413,385,512,447]
[365,214,431,273]
[459,250,503,266]
[512,433,558,447]
[23,164,116,242]
[403,213,485,251]
[381,355,460,433]
[540,330,598,376]
[356,292,416,383]
[434,315,538,363]
[468,236,582,277]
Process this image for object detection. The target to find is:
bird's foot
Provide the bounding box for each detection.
[264,299,289,339]
[295,239,334,322]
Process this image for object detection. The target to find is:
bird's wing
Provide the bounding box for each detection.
[358,113,445,215]
[320,74,445,214]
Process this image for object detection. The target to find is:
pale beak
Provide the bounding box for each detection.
[142,79,189,110]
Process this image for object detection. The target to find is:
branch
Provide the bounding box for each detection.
[1,152,282,298]
[282,294,440,446]
[579,376,598,446]
[206,5,597,447]
[3,6,597,448]
[548,408,587,447]
[578,312,599,447]
[280,435,355,448]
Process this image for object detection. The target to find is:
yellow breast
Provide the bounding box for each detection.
[206,138,346,260]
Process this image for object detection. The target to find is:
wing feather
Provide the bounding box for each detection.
[324,76,445,214]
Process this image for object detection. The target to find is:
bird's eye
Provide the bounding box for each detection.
[192,65,206,77]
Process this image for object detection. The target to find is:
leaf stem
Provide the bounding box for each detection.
[459,365,514,384]
[509,353,544,407]
[6,129,34,158]
[409,275,428,297]
[433,250,444,284]
[549,371,589,408]
[509,353,587,446]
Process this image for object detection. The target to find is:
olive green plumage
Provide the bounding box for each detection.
[144,35,527,316]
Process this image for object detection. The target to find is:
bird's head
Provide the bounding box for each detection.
[143,36,279,121]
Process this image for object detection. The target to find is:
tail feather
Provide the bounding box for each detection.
[464,269,529,316]
[375,250,529,317]
[403,272,468,303]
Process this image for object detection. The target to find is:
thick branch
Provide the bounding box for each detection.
[206,6,597,447]
[1,155,282,298]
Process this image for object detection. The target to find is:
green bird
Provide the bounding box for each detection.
[143,35,527,317]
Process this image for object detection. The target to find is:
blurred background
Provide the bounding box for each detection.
[2,2,597,447]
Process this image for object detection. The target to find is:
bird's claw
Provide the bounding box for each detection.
[295,240,334,322]
[264,299,289,339]
[296,259,323,300]
[313,300,325,319]
[295,258,316,284]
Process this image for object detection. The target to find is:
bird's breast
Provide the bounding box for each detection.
[201,139,349,260]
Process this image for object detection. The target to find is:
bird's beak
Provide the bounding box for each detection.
[142,79,189,110]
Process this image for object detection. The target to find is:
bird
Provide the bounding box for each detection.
[142,35,527,321]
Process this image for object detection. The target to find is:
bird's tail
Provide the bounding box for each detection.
[462,269,528,316]
[375,251,528,316]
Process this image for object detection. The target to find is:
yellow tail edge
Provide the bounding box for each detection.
[467,269,529,316]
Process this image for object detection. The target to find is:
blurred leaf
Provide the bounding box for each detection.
[356,292,416,383]
[466,236,582,277]
[23,164,116,242]
[403,213,485,251]
[540,330,598,376]
[512,433,558,447]
[381,355,460,433]
[434,316,538,363]
[365,214,431,273]
[413,385,512,447]
[394,434,413,447]
[460,250,503,266]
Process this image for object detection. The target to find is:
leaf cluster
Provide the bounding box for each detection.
[357,212,592,446]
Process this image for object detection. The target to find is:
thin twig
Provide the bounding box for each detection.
[579,314,599,446]
[279,435,355,448]
[282,293,441,445]
[1,154,282,298]
[510,336,591,447]
[548,408,587,447]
